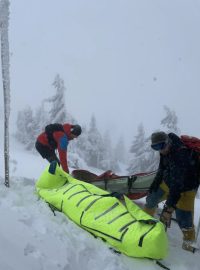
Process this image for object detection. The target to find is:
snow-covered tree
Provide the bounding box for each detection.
[99,130,113,170]
[161,105,180,134]
[127,124,148,174]
[16,106,35,150]
[16,110,27,144]
[71,124,87,155]
[15,105,48,151]
[86,115,104,169]
[106,135,127,173]
[33,103,49,135]
[43,74,76,125]
[14,74,78,152]
[67,125,89,169]
[143,135,160,172]
[0,0,10,187]
[45,74,68,123]
[30,104,50,151]
[114,136,126,164]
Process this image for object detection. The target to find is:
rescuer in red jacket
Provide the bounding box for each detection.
[35,123,82,173]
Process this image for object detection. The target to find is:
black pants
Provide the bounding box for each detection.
[35,141,60,165]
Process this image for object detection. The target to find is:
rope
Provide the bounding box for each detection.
[156,260,170,270]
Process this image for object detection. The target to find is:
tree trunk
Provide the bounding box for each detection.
[0,0,10,187]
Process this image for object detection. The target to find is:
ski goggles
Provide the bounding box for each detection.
[151,142,167,151]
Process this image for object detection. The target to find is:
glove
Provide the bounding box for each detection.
[160,205,174,228]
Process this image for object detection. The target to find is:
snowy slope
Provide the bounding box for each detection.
[0,135,200,270]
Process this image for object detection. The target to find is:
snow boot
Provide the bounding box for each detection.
[182,227,196,253]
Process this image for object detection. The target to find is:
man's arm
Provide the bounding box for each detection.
[54,132,69,173]
[165,150,187,207]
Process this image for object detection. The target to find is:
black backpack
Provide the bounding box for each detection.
[45,123,64,148]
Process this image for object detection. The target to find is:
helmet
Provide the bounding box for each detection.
[71,124,82,136]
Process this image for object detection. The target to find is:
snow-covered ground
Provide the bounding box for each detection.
[0,134,200,270]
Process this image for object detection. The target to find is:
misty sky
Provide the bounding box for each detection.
[1,0,200,146]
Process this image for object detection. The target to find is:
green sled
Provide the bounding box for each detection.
[36,162,168,259]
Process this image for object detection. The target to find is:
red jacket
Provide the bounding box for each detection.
[37,124,73,173]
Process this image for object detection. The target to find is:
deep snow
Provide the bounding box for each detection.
[0,134,200,270]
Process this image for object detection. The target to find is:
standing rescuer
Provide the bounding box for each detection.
[35,123,82,173]
[144,131,199,252]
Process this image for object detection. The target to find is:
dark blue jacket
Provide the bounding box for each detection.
[155,133,199,207]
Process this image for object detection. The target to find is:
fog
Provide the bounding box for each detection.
[1,0,200,146]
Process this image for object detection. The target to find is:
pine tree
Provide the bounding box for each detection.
[46,74,68,123]
[114,136,126,164]
[144,135,159,172]
[0,0,10,187]
[100,130,113,170]
[74,125,88,157]
[127,124,148,174]
[16,110,27,144]
[16,106,35,150]
[86,115,104,169]
[161,105,180,134]
[14,74,78,152]
[33,104,49,138]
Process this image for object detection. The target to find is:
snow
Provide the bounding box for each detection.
[0,133,200,270]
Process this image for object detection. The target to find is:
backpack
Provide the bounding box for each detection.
[180,135,200,153]
[181,135,200,183]
[45,123,64,148]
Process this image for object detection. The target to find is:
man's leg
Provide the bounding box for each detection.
[176,190,197,252]
[35,141,60,164]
